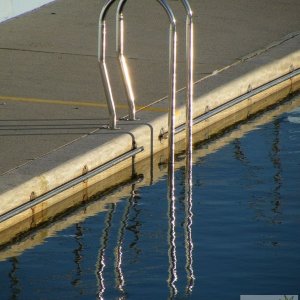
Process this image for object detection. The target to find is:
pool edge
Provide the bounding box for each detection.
[0,33,299,244]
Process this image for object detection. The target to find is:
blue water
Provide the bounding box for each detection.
[1,97,300,299]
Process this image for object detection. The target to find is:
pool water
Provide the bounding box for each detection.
[1,95,300,299]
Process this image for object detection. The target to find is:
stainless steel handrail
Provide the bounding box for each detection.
[99,0,119,129]
[99,0,194,171]
[99,0,177,135]
[180,0,194,169]
[158,0,177,170]
[115,0,194,165]
[115,0,177,123]
[116,0,136,121]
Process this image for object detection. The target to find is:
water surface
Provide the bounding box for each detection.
[0,95,300,299]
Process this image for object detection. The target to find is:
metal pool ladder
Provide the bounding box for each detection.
[98,3,195,295]
[98,0,194,162]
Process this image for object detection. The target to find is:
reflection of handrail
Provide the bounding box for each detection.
[96,203,116,300]
[114,185,137,296]
[167,163,178,297]
[184,156,195,294]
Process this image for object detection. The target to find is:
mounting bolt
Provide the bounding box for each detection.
[247,84,253,93]
[30,192,36,201]
[159,128,168,142]
[82,165,89,175]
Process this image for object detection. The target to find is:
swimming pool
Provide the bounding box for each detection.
[0,94,299,299]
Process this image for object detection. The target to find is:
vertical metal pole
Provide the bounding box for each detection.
[155,0,177,170]
[98,1,119,129]
[181,0,194,172]
[115,0,178,142]
[168,22,177,171]
[116,0,136,120]
[186,11,194,171]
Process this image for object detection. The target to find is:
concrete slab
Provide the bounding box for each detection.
[0,0,300,243]
[1,0,300,174]
[0,31,299,231]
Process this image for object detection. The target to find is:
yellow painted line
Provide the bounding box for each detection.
[0,95,107,108]
[0,95,168,113]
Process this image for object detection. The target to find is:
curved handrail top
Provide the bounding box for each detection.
[117,0,126,14]
[99,0,119,62]
[99,0,118,23]
[116,0,176,27]
[157,0,176,27]
[180,0,193,18]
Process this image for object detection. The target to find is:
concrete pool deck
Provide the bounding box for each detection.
[1,93,300,260]
[0,0,300,243]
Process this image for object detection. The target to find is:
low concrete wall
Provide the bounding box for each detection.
[1,94,300,254]
[0,33,299,245]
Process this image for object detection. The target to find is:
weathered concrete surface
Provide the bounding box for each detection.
[0,0,300,173]
[0,0,300,242]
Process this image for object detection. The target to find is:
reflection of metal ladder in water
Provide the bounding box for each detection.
[96,184,141,299]
[95,137,142,299]
[98,0,195,297]
[164,0,194,297]
[114,185,141,297]
[96,202,116,300]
